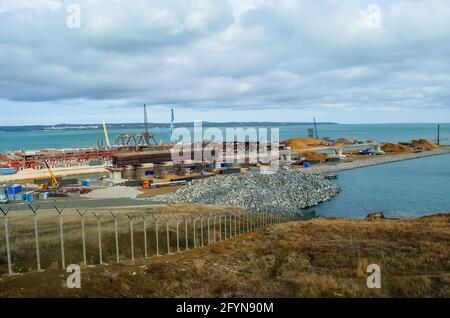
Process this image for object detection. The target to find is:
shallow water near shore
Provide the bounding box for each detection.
[306,153,450,218]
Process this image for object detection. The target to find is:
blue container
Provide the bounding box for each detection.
[145,170,154,176]
[82,179,90,187]
[0,168,17,175]
[303,162,311,168]
[221,163,232,168]
[7,185,22,195]
[22,192,33,202]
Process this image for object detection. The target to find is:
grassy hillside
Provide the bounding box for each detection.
[0,214,448,297]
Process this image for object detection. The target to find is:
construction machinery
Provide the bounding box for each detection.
[38,160,61,191]
[102,118,112,148]
[114,105,158,147]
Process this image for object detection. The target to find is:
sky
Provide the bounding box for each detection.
[1,0,450,125]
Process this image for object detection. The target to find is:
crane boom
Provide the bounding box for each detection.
[44,160,59,189]
[102,118,111,148]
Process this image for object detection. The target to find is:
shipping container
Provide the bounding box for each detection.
[219,168,241,175]
[60,178,79,186]
[7,184,22,195]
[39,192,49,200]
[124,180,144,187]
[22,191,34,202]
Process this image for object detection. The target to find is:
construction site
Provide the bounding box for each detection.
[1,106,447,208]
[0,106,294,205]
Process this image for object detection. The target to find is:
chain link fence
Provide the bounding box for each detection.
[0,205,293,275]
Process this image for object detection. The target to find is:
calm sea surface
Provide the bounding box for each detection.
[304,153,450,218]
[0,123,448,153]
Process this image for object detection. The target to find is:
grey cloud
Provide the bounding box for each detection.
[0,0,450,116]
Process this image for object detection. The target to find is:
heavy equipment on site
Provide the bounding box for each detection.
[38,160,61,191]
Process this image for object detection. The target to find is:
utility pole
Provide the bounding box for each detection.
[437,124,440,145]
[313,117,319,139]
[144,104,150,145]
[170,108,175,143]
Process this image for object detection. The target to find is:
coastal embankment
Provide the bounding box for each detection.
[305,147,450,175]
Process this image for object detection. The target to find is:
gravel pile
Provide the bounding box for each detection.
[152,170,339,214]
[81,186,142,199]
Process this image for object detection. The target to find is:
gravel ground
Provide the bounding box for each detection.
[81,186,143,199]
[152,170,339,214]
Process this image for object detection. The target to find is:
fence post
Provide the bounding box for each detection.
[200,217,204,247]
[193,217,196,249]
[126,214,135,261]
[141,213,148,259]
[206,215,211,245]
[230,213,233,237]
[166,217,171,254]
[185,217,189,250]
[213,216,216,242]
[175,217,180,252]
[93,213,103,265]
[76,209,88,266]
[234,213,237,237]
[55,207,65,269]
[152,216,160,256]
[219,215,222,241]
[0,207,13,275]
[28,205,42,271]
[111,212,120,263]
[224,214,227,239]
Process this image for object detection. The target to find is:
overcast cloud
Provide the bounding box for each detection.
[1,0,450,124]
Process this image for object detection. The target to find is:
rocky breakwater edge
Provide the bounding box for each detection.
[151,170,340,215]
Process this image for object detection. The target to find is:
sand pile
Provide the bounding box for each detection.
[299,151,329,161]
[81,186,142,199]
[410,139,439,150]
[282,137,326,150]
[381,143,413,153]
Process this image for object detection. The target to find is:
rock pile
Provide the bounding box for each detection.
[152,170,339,214]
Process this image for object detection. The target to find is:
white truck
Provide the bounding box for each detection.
[0,193,9,204]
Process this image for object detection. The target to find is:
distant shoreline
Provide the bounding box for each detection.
[0,121,338,132]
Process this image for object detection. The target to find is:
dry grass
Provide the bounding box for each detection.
[0,213,448,298]
[0,204,248,274]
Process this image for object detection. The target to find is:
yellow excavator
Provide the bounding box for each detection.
[38,160,60,191]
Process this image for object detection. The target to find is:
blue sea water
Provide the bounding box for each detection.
[0,123,449,153]
[305,153,450,218]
